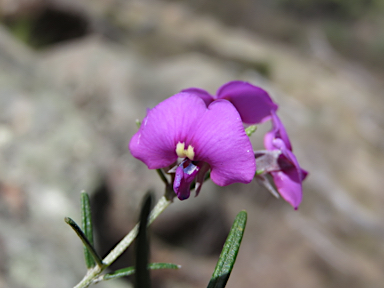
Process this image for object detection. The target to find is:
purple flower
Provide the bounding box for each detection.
[182,81,278,124]
[129,92,256,200]
[262,111,308,209]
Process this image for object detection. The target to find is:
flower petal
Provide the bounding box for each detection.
[129,93,208,169]
[264,111,292,151]
[181,88,215,106]
[216,81,278,124]
[272,140,306,209]
[174,159,199,200]
[272,112,292,151]
[271,169,302,209]
[191,99,256,186]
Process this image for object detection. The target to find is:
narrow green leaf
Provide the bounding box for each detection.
[207,211,247,288]
[64,217,103,268]
[148,262,180,270]
[102,263,180,281]
[134,193,153,288]
[81,191,95,268]
[104,266,135,280]
[245,125,257,137]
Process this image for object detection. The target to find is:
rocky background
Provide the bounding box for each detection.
[0,0,384,287]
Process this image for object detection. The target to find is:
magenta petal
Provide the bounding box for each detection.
[264,113,292,152]
[301,168,309,181]
[272,141,306,209]
[174,159,200,200]
[216,81,278,124]
[271,111,292,151]
[271,169,302,209]
[129,93,207,169]
[193,99,256,186]
[181,88,215,107]
[264,130,276,151]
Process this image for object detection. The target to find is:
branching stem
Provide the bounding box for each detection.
[73,195,172,288]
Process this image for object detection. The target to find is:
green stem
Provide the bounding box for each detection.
[73,195,173,288]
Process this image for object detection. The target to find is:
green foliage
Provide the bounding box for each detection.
[81,192,96,269]
[67,192,179,287]
[207,211,248,288]
[64,217,103,268]
[134,193,153,288]
[102,263,180,281]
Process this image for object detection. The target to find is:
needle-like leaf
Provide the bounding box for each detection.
[207,210,247,288]
[64,217,103,268]
[134,192,153,288]
[99,263,180,282]
[81,191,95,268]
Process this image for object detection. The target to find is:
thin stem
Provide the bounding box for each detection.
[73,195,173,288]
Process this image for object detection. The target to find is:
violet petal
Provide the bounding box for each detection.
[192,99,256,186]
[174,159,200,200]
[181,88,215,107]
[272,141,306,209]
[216,81,278,124]
[129,93,207,169]
[265,112,292,151]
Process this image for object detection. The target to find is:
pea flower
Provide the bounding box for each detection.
[183,81,308,208]
[129,92,256,200]
[182,81,278,124]
[260,111,308,209]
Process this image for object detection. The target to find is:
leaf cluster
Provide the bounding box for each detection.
[66,192,248,288]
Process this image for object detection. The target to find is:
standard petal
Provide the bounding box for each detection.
[191,99,256,186]
[129,93,208,169]
[216,81,278,124]
[181,88,215,107]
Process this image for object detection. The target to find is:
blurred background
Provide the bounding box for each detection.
[0,0,384,287]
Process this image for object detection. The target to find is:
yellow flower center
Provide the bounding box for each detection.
[176,142,195,160]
